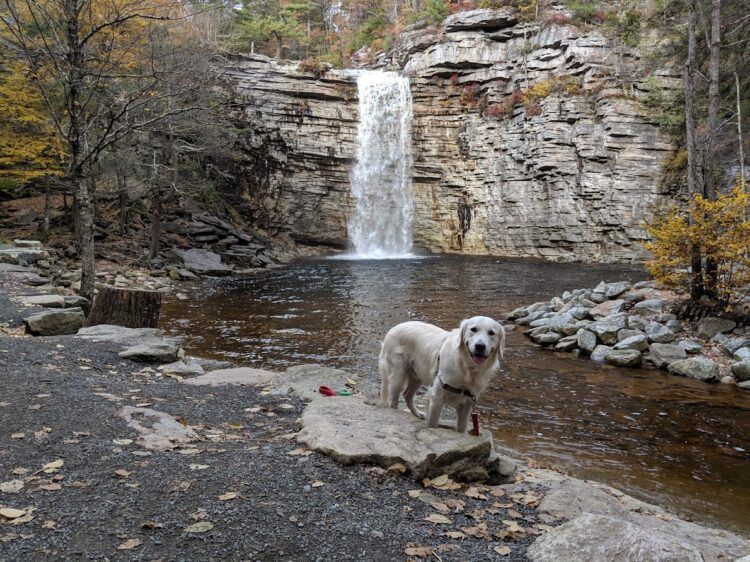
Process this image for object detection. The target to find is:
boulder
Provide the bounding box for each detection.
[646,322,675,343]
[63,295,91,314]
[590,345,612,362]
[613,334,648,352]
[606,349,643,367]
[604,281,631,298]
[568,306,589,320]
[443,8,516,32]
[182,367,277,387]
[577,329,597,354]
[76,324,166,345]
[118,342,180,363]
[117,406,197,451]
[722,337,750,355]
[633,299,664,315]
[731,361,750,382]
[554,335,579,352]
[628,315,649,331]
[173,248,231,276]
[13,239,43,248]
[586,322,621,345]
[546,312,575,331]
[649,343,687,369]
[526,513,703,562]
[22,294,65,308]
[158,359,205,377]
[590,299,625,319]
[533,332,562,346]
[297,396,513,481]
[24,308,85,336]
[617,328,644,342]
[734,347,750,361]
[677,339,703,354]
[508,305,529,320]
[667,356,720,382]
[698,317,737,340]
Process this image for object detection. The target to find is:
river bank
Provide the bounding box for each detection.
[2,254,750,559]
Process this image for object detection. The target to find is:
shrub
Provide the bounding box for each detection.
[459,83,480,108]
[425,0,450,24]
[645,186,750,310]
[566,0,600,24]
[524,101,542,116]
[298,57,326,78]
[546,12,572,25]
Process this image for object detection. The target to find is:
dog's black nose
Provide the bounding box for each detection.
[474,343,486,353]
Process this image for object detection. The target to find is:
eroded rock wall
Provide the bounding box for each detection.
[227,8,679,261]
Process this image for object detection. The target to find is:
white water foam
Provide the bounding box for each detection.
[346,71,414,259]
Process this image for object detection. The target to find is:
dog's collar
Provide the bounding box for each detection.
[437,375,475,400]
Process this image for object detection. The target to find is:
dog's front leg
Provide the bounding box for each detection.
[426,389,443,429]
[455,400,471,433]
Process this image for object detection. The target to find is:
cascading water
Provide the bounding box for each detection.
[347,71,414,258]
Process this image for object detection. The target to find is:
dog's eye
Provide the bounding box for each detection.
[488,331,495,336]
[470,327,477,333]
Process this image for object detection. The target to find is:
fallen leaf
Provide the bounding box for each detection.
[387,462,406,474]
[114,469,131,479]
[407,489,423,498]
[38,483,62,491]
[0,508,26,519]
[429,502,449,513]
[117,538,141,550]
[424,513,451,524]
[444,498,466,512]
[184,521,213,533]
[492,501,514,509]
[461,522,489,539]
[426,474,449,487]
[464,487,487,500]
[41,459,63,473]
[502,520,525,534]
[404,545,434,558]
[112,439,133,446]
[443,531,466,539]
[142,520,163,529]
[311,481,325,488]
[10,433,24,440]
[286,448,312,457]
[189,464,209,471]
[508,509,523,518]
[218,491,238,501]
[494,545,511,556]
[10,468,28,476]
[41,520,56,529]
[244,406,261,413]
[0,480,24,494]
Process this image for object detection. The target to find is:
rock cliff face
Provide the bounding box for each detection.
[226,7,678,262]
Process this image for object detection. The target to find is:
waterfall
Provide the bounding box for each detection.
[348,71,414,258]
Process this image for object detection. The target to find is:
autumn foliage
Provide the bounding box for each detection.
[645,186,750,310]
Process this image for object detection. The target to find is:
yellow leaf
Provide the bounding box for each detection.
[117,538,141,550]
[185,521,213,533]
[424,513,451,524]
[0,508,26,519]
[42,459,63,472]
[494,545,511,556]
[404,545,434,558]
[218,491,237,501]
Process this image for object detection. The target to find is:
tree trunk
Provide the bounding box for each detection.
[704,0,721,298]
[149,187,161,260]
[117,166,127,235]
[42,185,51,237]
[685,0,704,300]
[75,175,96,302]
[737,70,746,189]
[87,286,162,328]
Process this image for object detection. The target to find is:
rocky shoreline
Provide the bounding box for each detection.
[508,280,750,389]
[1,256,749,559]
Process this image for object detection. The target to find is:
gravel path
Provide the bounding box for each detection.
[0,333,554,561]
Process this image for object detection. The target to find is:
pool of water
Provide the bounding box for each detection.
[160,255,750,534]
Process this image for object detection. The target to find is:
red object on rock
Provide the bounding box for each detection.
[318,385,337,397]
[471,413,480,436]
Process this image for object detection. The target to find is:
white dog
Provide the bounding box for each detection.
[379,316,505,433]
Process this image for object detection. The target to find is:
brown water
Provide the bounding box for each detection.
[160,256,750,534]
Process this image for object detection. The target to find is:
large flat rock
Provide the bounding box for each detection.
[182,367,276,387]
[297,396,511,481]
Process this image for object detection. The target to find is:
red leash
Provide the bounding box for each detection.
[471,412,480,436]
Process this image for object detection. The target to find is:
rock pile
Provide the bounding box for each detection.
[509,281,749,388]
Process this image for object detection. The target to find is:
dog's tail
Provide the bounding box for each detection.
[378,341,389,403]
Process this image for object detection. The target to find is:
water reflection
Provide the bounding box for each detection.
[161,256,750,534]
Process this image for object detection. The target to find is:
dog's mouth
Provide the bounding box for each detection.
[470,352,487,366]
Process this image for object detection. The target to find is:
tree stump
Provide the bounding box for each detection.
[86,286,162,328]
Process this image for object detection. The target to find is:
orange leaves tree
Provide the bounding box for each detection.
[1,0,202,300]
[646,185,750,312]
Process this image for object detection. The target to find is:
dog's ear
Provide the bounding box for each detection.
[457,319,469,350]
[496,322,506,360]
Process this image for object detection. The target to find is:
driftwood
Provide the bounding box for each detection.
[87,286,162,328]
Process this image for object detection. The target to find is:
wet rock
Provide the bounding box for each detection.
[697,317,737,340]
[554,335,579,352]
[76,324,166,345]
[527,513,703,562]
[22,294,65,308]
[740,381,750,390]
[613,335,648,352]
[590,345,612,362]
[628,315,649,331]
[667,356,720,382]
[731,361,750,382]
[604,282,631,298]
[590,299,625,319]
[646,322,675,343]
[173,248,231,276]
[721,375,736,384]
[116,406,197,451]
[577,329,597,354]
[118,342,180,363]
[677,339,703,354]
[649,343,687,369]
[633,299,664,315]
[606,349,642,367]
[297,396,511,481]
[24,308,85,336]
[586,321,621,345]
